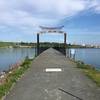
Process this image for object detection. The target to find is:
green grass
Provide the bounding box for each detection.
[0,58,33,99]
[0,42,15,47]
[76,61,100,87]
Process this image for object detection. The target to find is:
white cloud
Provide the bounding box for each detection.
[0,0,100,33]
[95,6,100,13]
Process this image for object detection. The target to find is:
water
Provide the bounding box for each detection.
[68,48,100,70]
[0,48,35,72]
[0,48,100,72]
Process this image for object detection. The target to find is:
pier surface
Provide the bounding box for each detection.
[5,48,100,100]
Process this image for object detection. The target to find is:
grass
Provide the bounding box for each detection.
[0,42,15,47]
[0,57,33,99]
[76,61,100,87]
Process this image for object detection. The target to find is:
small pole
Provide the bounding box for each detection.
[64,33,67,47]
[37,33,40,55]
[64,33,67,55]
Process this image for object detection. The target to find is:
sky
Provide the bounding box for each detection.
[0,0,100,45]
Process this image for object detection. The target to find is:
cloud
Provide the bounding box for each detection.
[88,0,100,13]
[0,0,100,33]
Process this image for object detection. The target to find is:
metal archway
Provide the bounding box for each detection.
[36,26,67,55]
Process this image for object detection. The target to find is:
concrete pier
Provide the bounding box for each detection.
[5,48,100,100]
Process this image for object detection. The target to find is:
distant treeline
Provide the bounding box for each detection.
[0,41,95,48]
[0,42,15,47]
[0,42,35,48]
[67,44,92,48]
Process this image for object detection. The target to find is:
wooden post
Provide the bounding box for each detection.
[37,33,40,55]
[64,33,67,55]
[64,33,67,48]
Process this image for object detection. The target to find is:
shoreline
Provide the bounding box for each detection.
[75,60,100,87]
[0,57,34,100]
[0,45,100,49]
[0,46,35,48]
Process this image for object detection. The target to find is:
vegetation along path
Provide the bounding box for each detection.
[4,48,100,100]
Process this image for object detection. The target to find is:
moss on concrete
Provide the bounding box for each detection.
[76,61,100,87]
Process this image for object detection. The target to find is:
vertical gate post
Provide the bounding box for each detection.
[64,33,67,55]
[37,33,40,55]
[64,33,67,46]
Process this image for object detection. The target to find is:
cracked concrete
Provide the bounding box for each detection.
[5,48,100,100]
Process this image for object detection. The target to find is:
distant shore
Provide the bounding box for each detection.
[0,46,35,48]
[0,41,100,49]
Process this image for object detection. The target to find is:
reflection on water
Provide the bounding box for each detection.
[0,48,35,72]
[67,48,100,69]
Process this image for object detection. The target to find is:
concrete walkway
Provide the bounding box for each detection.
[5,48,100,100]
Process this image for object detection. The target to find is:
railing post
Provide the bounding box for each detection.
[64,33,66,46]
[64,33,67,55]
[37,33,40,55]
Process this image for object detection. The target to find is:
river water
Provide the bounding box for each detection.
[0,48,35,72]
[0,48,100,72]
[68,48,100,70]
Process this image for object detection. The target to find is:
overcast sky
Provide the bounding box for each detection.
[0,0,100,44]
